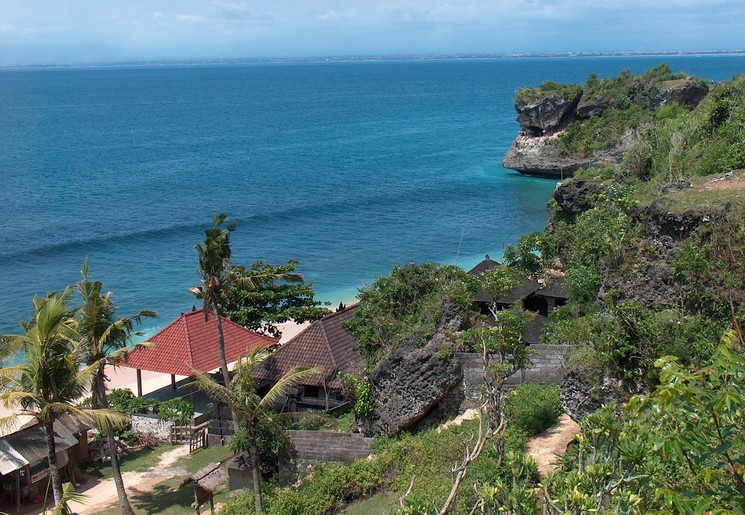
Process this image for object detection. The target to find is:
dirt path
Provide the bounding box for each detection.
[68,445,190,514]
[526,414,580,478]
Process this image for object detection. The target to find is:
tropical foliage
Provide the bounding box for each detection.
[191,347,320,513]
[219,260,329,337]
[0,291,127,506]
[344,262,479,364]
[74,261,155,514]
[545,329,745,513]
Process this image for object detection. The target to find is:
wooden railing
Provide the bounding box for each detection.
[170,420,211,452]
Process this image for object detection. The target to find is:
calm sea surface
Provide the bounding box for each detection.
[1,55,744,336]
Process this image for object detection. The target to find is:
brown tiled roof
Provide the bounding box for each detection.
[536,277,569,300]
[252,304,363,389]
[123,308,278,376]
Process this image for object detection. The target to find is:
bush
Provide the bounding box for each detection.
[507,384,563,436]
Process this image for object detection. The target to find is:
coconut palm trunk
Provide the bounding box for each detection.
[43,419,64,506]
[93,364,135,515]
[248,424,263,513]
[213,305,231,391]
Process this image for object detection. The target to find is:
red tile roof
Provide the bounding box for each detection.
[252,304,363,389]
[123,308,278,376]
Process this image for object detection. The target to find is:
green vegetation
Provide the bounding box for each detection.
[506,384,562,436]
[191,347,321,513]
[515,81,582,104]
[344,263,479,365]
[221,415,539,514]
[218,383,563,514]
[104,387,195,425]
[219,260,330,337]
[546,331,745,512]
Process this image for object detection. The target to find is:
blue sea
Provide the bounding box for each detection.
[1,55,744,336]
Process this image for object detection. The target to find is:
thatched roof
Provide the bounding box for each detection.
[181,462,227,494]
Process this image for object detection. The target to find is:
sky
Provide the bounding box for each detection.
[1,1,743,66]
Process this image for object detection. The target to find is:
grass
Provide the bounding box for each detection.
[86,444,174,480]
[342,492,400,514]
[93,443,233,515]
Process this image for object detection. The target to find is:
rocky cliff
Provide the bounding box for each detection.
[503,77,709,178]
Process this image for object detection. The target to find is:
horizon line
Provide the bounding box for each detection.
[2,48,745,70]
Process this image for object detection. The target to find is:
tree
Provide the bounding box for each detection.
[219,260,329,337]
[192,347,321,513]
[0,291,126,506]
[192,213,303,392]
[74,262,156,515]
[192,213,238,392]
[345,263,479,364]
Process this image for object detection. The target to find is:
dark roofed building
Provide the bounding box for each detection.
[534,277,569,315]
[252,304,363,410]
[467,255,540,312]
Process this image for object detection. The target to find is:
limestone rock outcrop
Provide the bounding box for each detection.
[503,130,634,179]
[650,79,709,110]
[503,78,709,178]
[515,88,582,136]
[360,303,464,436]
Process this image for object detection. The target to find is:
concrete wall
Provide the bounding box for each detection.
[288,430,375,462]
[456,344,575,399]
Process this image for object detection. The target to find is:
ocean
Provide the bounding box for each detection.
[1,55,744,336]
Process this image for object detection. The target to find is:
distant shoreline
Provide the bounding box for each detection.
[2,49,745,71]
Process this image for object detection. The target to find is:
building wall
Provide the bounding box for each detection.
[288,430,375,462]
[456,344,575,399]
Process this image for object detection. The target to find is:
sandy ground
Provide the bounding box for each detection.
[0,319,311,420]
[67,444,191,514]
[526,414,581,478]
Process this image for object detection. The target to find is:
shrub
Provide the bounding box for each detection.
[507,384,563,436]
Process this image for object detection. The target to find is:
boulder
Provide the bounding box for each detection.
[551,178,606,215]
[360,303,464,436]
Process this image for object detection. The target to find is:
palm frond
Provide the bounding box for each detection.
[54,482,86,515]
[190,370,246,415]
[258,366,323,410]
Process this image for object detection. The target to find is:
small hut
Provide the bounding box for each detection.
[180,462,228,514]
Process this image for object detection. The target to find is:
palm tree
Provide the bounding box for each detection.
[74,261,156,515]
[0,291,126,506]
[191,213,302,392]
[192,347,321,513]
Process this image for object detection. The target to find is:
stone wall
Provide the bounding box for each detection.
[288,430,375,462]
[131,414,174,440]
[456,344,575,399]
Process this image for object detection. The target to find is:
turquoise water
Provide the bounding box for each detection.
[1,55,744,335]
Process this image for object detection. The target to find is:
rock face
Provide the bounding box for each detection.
[503,131,633,179]
[360,303,464,436]
[650,79,709,110]
[551,178,607,216]
[561,368,646,423]
[503,79,708,178]
[515,88,582,136]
